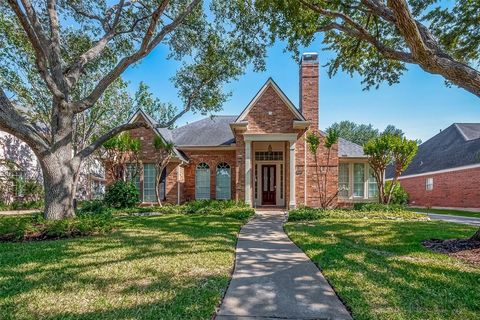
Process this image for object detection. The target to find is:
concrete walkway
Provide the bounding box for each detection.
[216,211,352,320]
[423,213,480,226]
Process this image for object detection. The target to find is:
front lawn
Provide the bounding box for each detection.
[285,219,480,320]
[0,214,246,319]
[407,207,480,219]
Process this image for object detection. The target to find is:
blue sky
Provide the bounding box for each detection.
[123,38,479,143]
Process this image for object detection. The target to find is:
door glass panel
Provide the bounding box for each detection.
[263,167,267,192]
[269,167,274,190]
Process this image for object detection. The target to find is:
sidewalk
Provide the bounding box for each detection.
[215,210,351,320]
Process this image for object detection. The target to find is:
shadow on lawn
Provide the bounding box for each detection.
[0,214,243,319]
[287,220,480,320]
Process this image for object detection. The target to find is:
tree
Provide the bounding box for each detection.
[0,0,263,219]
[153,136,175,206]
[132,82,177,129]
[305,128,340,208]
[328,121,379,146]
[226,0,480,97]
[103,132,141,183]
[364,134,417,204]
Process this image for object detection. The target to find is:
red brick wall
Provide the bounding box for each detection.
[245,85,298,134]
[181,149,237,202]
[300,60,319,130]
[398,167,480,208]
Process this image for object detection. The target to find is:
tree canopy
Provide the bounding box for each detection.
[328,120,405,146]
[224,0,480,97]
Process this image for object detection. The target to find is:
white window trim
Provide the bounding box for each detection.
[339,162,377,200]
[425,177,434,191]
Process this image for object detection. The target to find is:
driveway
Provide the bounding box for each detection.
[422,213,480,226]
[215,210,351,320]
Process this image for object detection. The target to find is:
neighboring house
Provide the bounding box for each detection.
[115,53,378,208]
[386,123,480,209]
[0,132,105,202]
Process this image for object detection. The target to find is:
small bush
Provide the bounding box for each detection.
[0,211,114,242]
[353,202,407,213]
[104,181,139,208]
[181,200,254,220]
[385,181,409,205]
[79,200,108,214]
[288,206,323,221]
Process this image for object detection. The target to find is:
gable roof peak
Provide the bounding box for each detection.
[235,77,305,123]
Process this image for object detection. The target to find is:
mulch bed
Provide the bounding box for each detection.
[423,238,480,266]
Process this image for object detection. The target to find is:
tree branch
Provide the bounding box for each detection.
[77,121,148,159]
[73,0,202,114]
[0,88,49,154]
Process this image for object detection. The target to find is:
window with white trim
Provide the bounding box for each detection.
[216,162,231,200]
[425,178,433,190]
[338,163,349,198]
[143,164,156,202]
[196,162,210,200]
[353,163,365,197]
[368,167,378,198]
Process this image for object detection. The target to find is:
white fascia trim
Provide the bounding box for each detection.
[236,78,305,123]
[243,133,298,142]
[387,163,480,180]
[293,120,310,129]
[177,145,237,150]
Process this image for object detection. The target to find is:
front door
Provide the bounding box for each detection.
[262,165,276,205]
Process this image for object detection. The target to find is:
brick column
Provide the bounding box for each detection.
[245,140,252,205]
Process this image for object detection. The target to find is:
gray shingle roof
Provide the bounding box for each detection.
[386,123,480,178]
[170,116,365,158]
[338,138,366,158]
[172,116,237,146]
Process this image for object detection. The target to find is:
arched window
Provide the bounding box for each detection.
[195,163,210,200]
[216,162,231,200]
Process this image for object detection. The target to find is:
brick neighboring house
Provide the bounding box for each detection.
[115,53,378,208]
[387,123,480,210]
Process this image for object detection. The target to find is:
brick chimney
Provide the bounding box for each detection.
[299,52,319,130]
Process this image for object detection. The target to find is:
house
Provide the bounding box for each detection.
[0,132,105,203]
[386,123,480,210]
[118,53,378,208]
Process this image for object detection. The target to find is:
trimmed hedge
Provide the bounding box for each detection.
[288,205,427,222]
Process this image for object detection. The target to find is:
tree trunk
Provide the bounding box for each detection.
[40,153,76,219]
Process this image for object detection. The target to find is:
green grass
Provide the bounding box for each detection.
[285,219,480,320]
[407,207,480,219]
[0,214,246,320]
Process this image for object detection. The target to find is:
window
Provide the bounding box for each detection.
[255,151,283,161]
[280,164,284,199]
[426,178,433,190]
[353,163,365,197]
[195,163,210,200]
[143,164,156,202]
[338,164,349,198]
[368,167,378,198]
[158,168,167,200]
[126,164,141,200]
[254,164,258,199]
[216,162,231,200]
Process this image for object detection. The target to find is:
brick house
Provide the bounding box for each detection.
[387,123,480,210]
[118,53,378,208]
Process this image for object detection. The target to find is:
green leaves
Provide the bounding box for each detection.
[305,131,321,155]
[103,132,140,153]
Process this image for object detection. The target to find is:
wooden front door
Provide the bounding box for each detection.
[262,165,276,205]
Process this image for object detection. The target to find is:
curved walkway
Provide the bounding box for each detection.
[216,210,351,320]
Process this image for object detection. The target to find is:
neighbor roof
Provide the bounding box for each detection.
[386,123,480,178]
[338,138,366,158]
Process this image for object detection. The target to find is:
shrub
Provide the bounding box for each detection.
[181,200,254,220]
[288,206,323,221]
[79,200,108,214]
[0,211,114,242]
[353,202,407,213]
[104,181,139,208]
[385,181,409,205]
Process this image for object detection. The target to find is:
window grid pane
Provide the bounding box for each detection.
[255,151,283,161]
[280,164,283,199]
[353,164,365,197]
[143,164,156,202]
[196,163,210,200]
[216,163,231,200]
[338,164,349,198]
[368,167,378,198]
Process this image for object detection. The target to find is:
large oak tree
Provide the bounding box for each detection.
[0,0,265,219]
